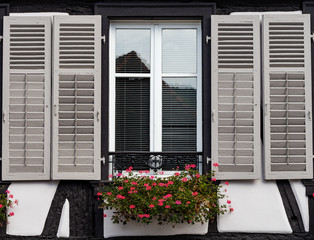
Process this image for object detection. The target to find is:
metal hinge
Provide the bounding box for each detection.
[0,36,3,43]
[206,35,211,44]
[207,157,211,165]
[101,35,106,44]
[100,156,106,165]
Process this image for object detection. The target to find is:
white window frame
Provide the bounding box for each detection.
[109,21,202,173]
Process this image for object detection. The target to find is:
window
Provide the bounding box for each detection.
[109,21,202,173]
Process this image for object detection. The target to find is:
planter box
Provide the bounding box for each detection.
[103,210,209,238]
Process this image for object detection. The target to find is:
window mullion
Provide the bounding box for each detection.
[152,24,162,152]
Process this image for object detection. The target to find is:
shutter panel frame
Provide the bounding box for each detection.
[52,15,101,180]
[2,16,51,180]
[211,15,261,180]
[263,14,313,180]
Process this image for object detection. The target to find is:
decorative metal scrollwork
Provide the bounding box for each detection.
[110,152,202,172]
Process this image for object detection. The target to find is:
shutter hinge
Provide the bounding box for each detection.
[100,156,106,165]
[207,157,211,165]
[0,36,3,43]
[311,33,314,42]
[101,35,106,44]
[206,35,211,44]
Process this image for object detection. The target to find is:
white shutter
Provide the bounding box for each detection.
[211,15,261,180]
[52,16,101,180]
[2,16,51,180]
[263,14,313,179]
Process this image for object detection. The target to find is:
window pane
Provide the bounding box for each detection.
[115,29,151,73]
[115,77,150,151]
[162,77,197,151]
[162,29,197,73]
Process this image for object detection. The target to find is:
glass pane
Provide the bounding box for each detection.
[115,29,151,73]
[115,77,150,151]
[162,29,197,73]
[162,77,197,151]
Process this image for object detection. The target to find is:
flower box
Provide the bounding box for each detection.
[99,164,232,237]
[103,209,208,238]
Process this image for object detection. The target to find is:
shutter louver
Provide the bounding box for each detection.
[263,14,313,179]
[211,15,261,179]
[2,17,51,180]
[52,16,101,180]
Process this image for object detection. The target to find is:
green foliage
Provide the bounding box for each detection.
[0,189,18,227]
[99,165,230,226]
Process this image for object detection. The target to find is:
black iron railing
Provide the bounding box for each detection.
[109,152,202,172]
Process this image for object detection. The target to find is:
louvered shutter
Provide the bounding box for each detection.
[263,14,313,179]
[2,17,51,180]
[211,15,261,180]
[52,16,101,180]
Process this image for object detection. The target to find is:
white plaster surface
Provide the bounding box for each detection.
[6,181,59,236]
[218,180,292,233]
[57,199,70,238]
[103,209,208,238]
[290,180,309,232]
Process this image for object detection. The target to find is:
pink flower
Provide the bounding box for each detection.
[97,192,102,196]
[134,190,138,193]
[158,199,165,202]
[174,173,180,176]
[0,204,3,208]
[227,200,231,204]
[139,171,143,174]
[213,163,219,167]
[129,166,133,170]
[9,194,13,198]
[224,189,227,192]
[9,212,14,216]
[182,178,188,182]
[152,183,157,186]
[192,191,198,196]
[117,173,123,177]
[144,183,149,187]
[149,204,155,208]
[150,176,154,179]
[230,208,234,212]
[118,186,123,190]
[116,195,125,199]
[106,192,112,195]
[152,197,157,200]
[129,205,135,209]
[165,205,171,209]
[97,198,100,201]
[186,201,190,204]
[158,202,164,206]
[195,174,200,178]
[185,165,190,170]
[128,191,133,194]
[190,164,196,168]
[138,214,144,218]
[163,194,172,198]
[5,190,10,194]
[144,214,150,218]
[131,182,138,185]
[168,181,173,185]
[146,186,152,190]
[188,220,192,223]
[126,169,131,173]
[225,181,229,185]
[158,183,164,186]
[130,187,135,190]
[212,203,216,207]
[159,171,164,175]
[145,170,150,173]
[212,178,217,181]
[175,200,181,205]
[103,214,107,217]
[124,180,128,183]
[109,175,113,178]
